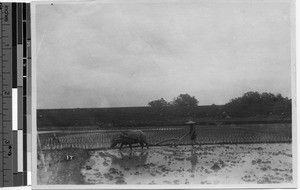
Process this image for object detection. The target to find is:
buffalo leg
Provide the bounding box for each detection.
[129,144,133,150]
[140,142,144,149]
[119,143,124,150]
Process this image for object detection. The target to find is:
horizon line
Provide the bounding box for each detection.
[37,104,222,110]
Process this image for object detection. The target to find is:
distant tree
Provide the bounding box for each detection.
[208,104,222,117]
[148,98,169,107]
[171,94,199,107]
[276,93,283,99]
[224,91,291,117]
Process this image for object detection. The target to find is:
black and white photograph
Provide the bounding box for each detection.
[33,0,296,187]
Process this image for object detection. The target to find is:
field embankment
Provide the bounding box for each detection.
[37,106,291,131]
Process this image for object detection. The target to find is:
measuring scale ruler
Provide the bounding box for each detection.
[0,2,31,187]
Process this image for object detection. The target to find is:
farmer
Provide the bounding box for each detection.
[156,121,200,147]
[186,120,198,147]
[173,120,200,148]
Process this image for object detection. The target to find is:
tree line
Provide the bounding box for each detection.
[148,92,291,118]
[148,94,199,107]
[224,91,291,117]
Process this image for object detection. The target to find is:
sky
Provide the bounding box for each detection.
[36,0,292,109]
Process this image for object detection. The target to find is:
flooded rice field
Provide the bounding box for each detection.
[37,143,293,185]
[38,124,292,150]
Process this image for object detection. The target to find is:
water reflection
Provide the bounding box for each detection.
[190,149,198,172]
[110,151,148,169]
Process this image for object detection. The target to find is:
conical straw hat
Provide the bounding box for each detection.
[185,120,196,124]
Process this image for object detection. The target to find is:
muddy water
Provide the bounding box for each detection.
[81,143,293,185]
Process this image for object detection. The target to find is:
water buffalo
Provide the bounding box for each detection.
[110,130,149,150]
